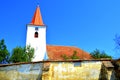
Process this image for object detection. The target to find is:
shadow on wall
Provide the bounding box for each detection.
[109,70,116,80]
[99,64,116,80]
[36,69,42,80]
[37,63,44,80]
[99,64,108,80]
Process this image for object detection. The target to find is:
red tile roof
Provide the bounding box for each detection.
[47,45,92,60]
[30,5,44,26]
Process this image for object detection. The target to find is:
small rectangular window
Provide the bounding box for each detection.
[35,27,39,31]
[74,62,81,67]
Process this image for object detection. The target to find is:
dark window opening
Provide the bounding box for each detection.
[34,32,38,38]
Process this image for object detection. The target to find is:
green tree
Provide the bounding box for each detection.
[0,39,9,64]
[90,49,112,59]
[10,46,34,63]
[10,46,27,63]
[25,45,34,62]
[70,51,79,59]
[61,51,79,60]
[61,54,69,60]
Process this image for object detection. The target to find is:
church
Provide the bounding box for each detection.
[26,6,92,61]
[0,5,116,80]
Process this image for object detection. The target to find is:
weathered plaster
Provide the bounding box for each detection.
[0,63,43,80]
[0,60,116,80]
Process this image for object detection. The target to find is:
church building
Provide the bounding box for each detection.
[26,6,92,61]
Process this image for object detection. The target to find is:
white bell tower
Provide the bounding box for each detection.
[26,6,47,61]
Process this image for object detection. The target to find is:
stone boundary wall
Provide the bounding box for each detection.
[43,61,103,80]
[0,60,115,80]
[0,62,43,80]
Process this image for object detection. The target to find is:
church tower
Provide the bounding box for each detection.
[26,6,47,61]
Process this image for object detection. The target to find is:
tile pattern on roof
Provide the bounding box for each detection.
[46,45,92,60]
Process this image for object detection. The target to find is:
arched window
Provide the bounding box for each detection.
[34,32,38,38]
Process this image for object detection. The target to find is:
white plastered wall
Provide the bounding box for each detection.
[26,25,46,61]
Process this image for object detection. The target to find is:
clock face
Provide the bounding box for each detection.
[35,27,39,31]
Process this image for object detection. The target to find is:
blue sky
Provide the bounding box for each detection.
[0,0,120,58]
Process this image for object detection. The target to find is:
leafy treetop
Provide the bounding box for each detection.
[90,49,112,59]
[10,45,34,63]
[0,39,9,64]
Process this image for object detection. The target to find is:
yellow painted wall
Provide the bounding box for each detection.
[42,61,103,80]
